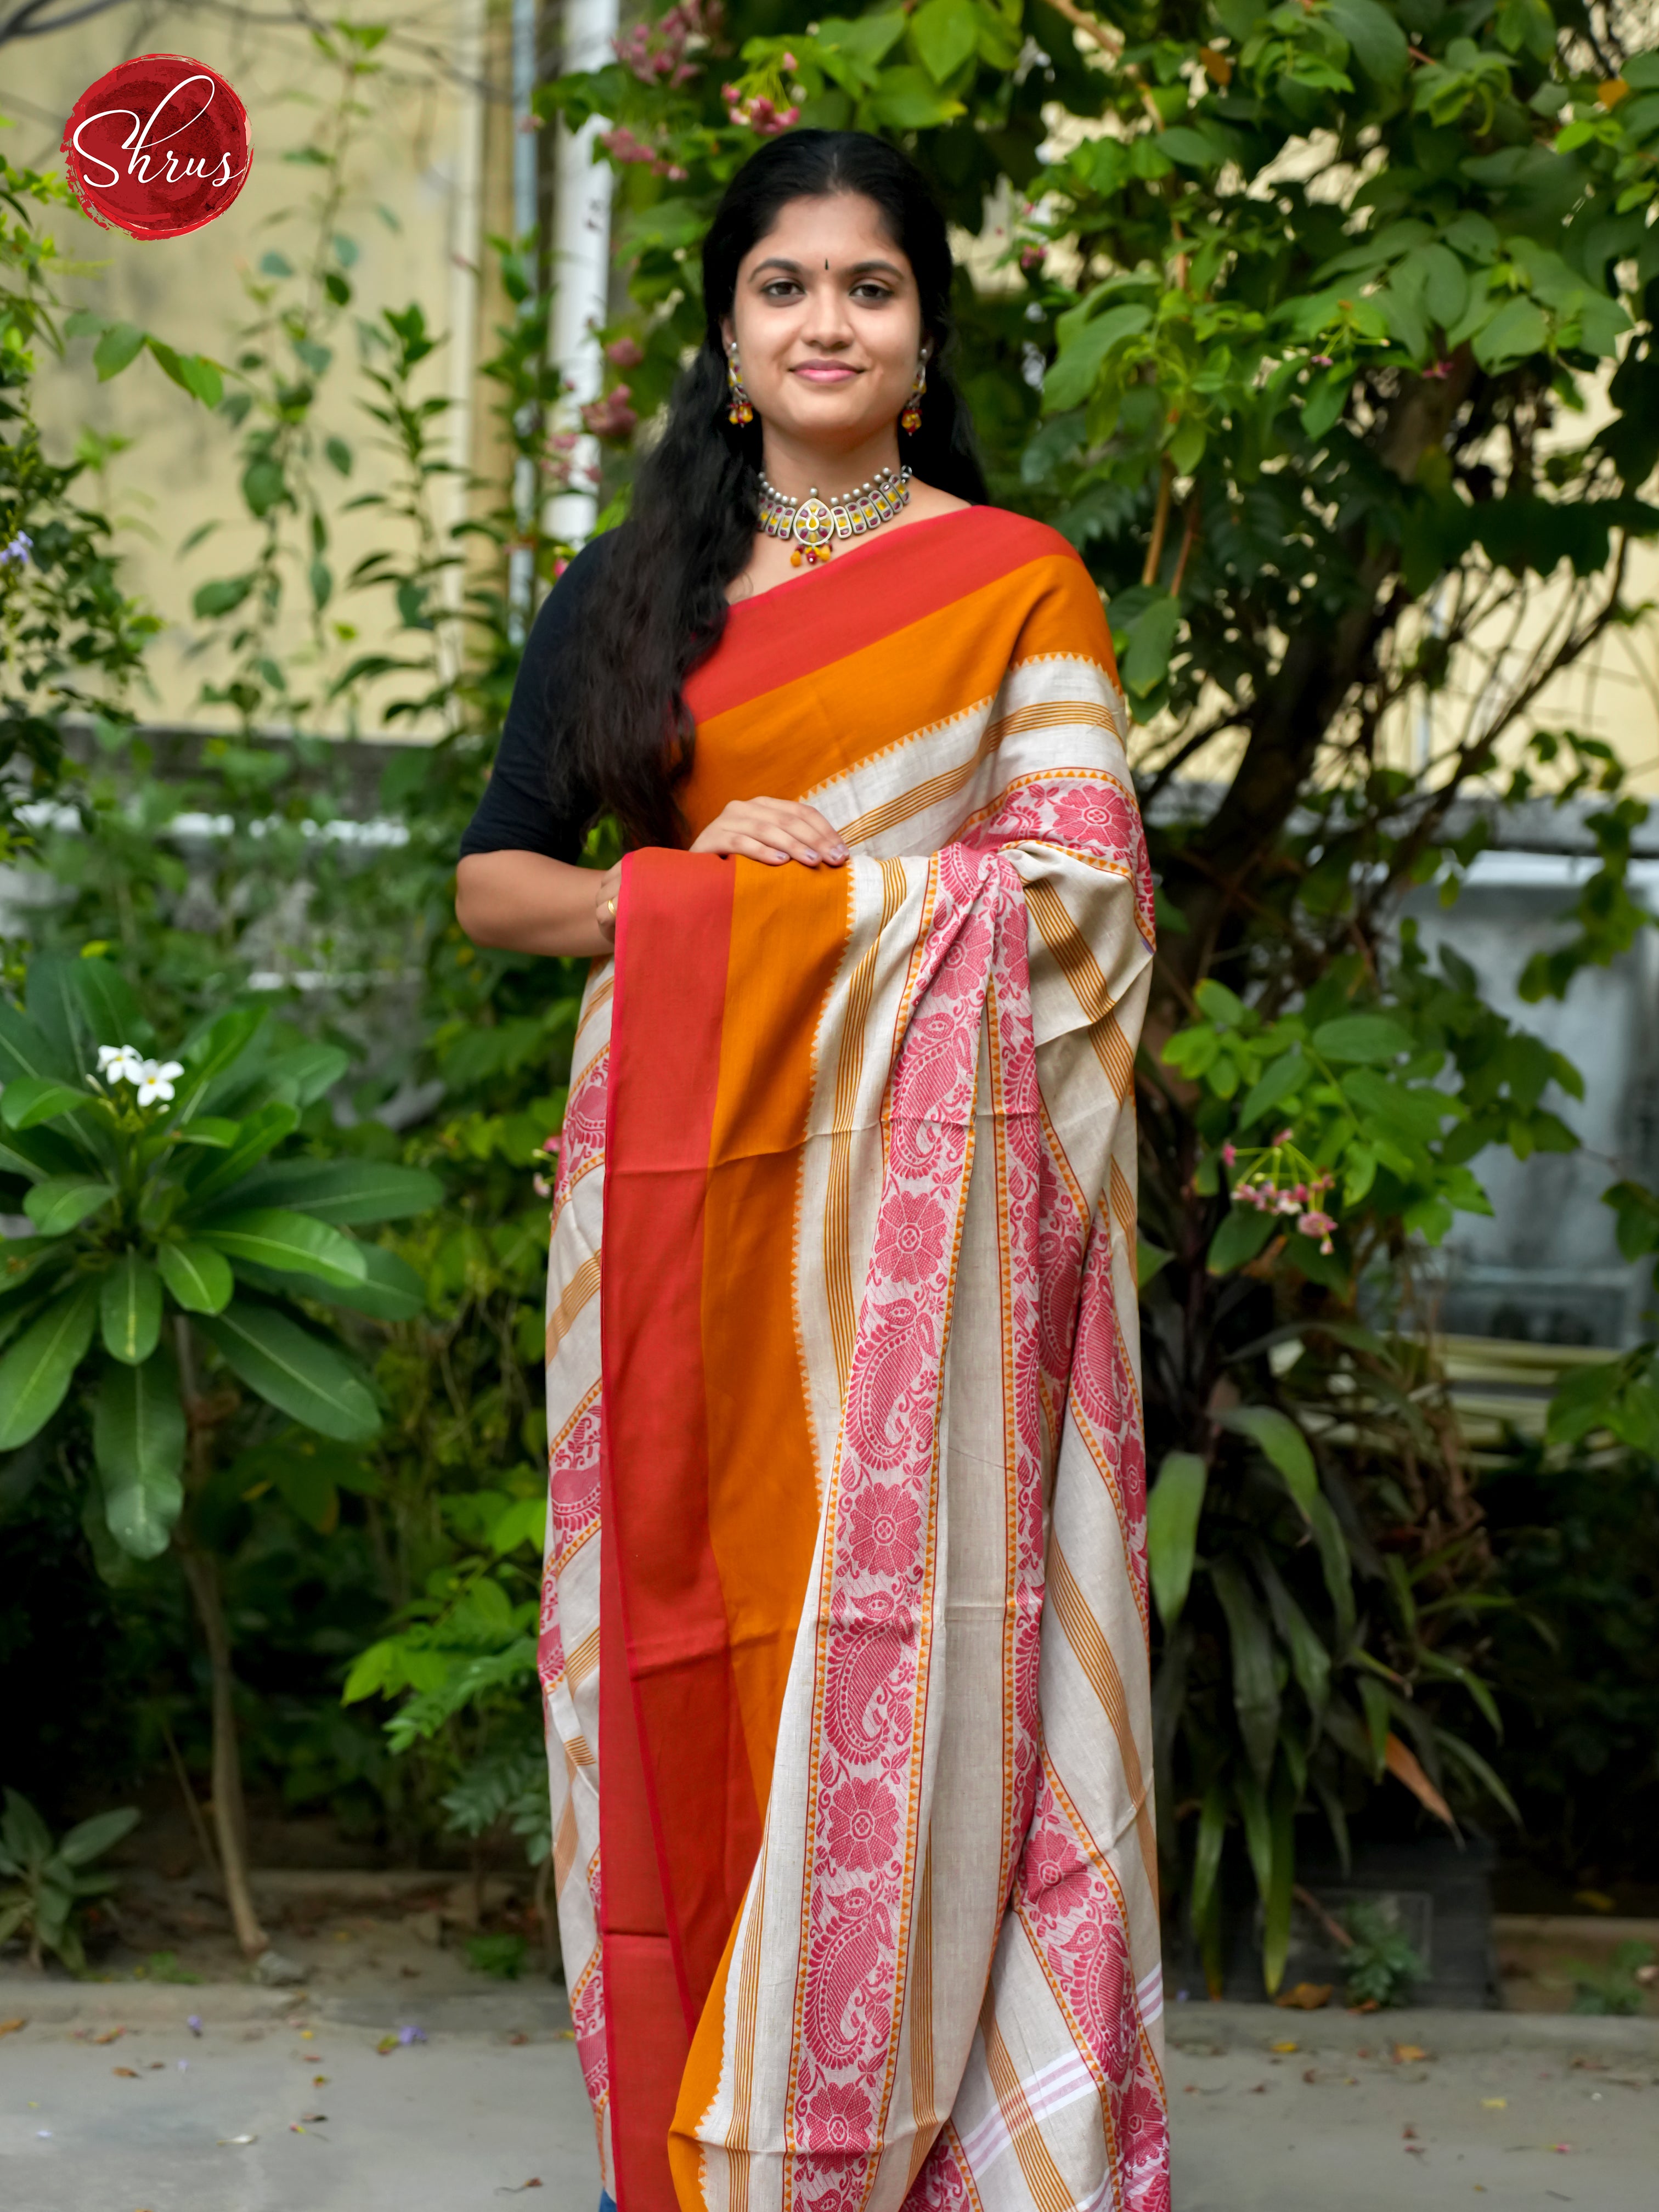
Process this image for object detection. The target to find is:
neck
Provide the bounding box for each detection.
[759,426,902,496]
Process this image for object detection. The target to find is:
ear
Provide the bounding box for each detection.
[719,315,735,352]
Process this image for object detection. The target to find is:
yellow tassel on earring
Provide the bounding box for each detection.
[726,346,754,427]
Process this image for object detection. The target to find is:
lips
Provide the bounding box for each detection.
[792,362,861,383]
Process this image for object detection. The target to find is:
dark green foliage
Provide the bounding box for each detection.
[1342,1898,1427,2010]
[1566,1940,1656,2016]
[0,1787,138,1972]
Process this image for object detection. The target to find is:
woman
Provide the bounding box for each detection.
[456,130,1168,2212]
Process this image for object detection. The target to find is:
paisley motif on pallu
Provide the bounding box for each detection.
[539,508,1167,2212]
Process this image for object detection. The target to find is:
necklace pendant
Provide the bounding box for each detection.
[792,495,835,552]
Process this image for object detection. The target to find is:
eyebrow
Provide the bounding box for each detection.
[749,255,907,280]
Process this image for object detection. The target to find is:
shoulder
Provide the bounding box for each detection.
[964,507,1115,670]
[968,505,1090,574]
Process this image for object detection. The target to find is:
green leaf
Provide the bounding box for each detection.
[0,1076,93,1130]
[230,1158,442,1224]
[1258,1554,1331,1716]
[198,1208,368,1288]
[1217,1404,1318,1516]
[195,1301,380,1441]
[0,1280,100,1449]
[147,339,223,407]
[155,1239,234,1315]
[1473,297,1550,371]
[0,998,71,1085]
[1120,592,1182,699]
[1261,1768,1297,1995]
[1135,1237,1173,1290]
[1212,1557,1281,1784]
[1045,302,1154,414]
[93,1353,185,1559]
[93,321,145,379]
[911,0,978,83]
[1207,1204,1276,1274]
[193,575,254,619]
[236,1239,425,1322]
[1189,1781,1228,1936]
[864,64,964,130]
[24,1176,114,1235]
[1237,1049,1308,1130]
[24,957,97,1072]
[1310,1014,1414,1064]
[100,1251,163,1365]
[1325,0,1408,84]
[1146,1451,1207,1627]
[265,1043,349,1107]
[57,1807,140,1867]
[182,1102,300,1203]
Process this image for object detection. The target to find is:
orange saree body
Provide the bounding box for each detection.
[539,508,1169,2212]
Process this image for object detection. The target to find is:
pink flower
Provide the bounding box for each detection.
[541,1133,561,1155]
[1020,244,1046,272]
[872,1189,947,1282]
[581,385,637,442]
[1311,353,1334,366]
[605,334,645,369]
[552,556,569,578]
[1222,1142,1237,1167]
[822,1776,899,1872]
[781,49,798,69]
[533,1173,552,1199]
[843,1480,922,1578]
[797,2077,868,2153]
[1297,1210,1335,1253]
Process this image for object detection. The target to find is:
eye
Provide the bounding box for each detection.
[851,282,894,302]
[760,278,802,301]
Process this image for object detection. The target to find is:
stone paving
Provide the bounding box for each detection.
[2,1980,1655,2211]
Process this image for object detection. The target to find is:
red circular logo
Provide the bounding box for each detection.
[62,54,251,241]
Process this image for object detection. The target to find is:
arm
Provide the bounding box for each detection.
[455,849,617,958]
[455,799,850,961]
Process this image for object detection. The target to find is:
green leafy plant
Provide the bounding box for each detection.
[0,950,440,1950]
[1567,1939,1656,2017]
[465,1931,529,1980]
[1342,1898,1427,2010]
[0,1787,137,1972]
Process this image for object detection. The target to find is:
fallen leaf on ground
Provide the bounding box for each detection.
[1482,2098,1508,2110]
[313,2074,328,2085]
[91,2027,126,2044]
[1570,2057,1610,2072]
[1403,2125,1418,2140]
[1392,2043,1431,2064]
[495,2182,543,2194]
[113,2066,138,2077]
[1302,2068,1318,2084]
[0,2019,25,2037]
[508,2030,529,2045]
[1275,1983,1331,2011]
[375,2035,399,2055]
[556,2027,576,2040]
[1269,2039,1299,2053]
[301,2111,327,2123]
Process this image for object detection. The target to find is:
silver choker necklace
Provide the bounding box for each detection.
[757,465,912,567]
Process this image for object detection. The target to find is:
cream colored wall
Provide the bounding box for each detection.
[9,1,502,737]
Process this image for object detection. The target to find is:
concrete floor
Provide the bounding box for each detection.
[2,1981,1655,2211]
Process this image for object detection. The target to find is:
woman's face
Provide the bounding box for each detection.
[722,192,927,461]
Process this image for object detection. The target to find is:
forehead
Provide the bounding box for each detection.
[741,191,909,274]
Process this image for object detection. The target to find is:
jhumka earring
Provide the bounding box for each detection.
[726,342,754,427]
[900,353,928,435]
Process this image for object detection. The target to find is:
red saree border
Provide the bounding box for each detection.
[686,506,1076,721]
[601,846,759,2209]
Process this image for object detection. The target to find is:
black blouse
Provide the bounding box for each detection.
[456,530,618,863]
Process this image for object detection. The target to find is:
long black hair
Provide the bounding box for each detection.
[549,129,989,850]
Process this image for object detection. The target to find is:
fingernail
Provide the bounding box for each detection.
[831,845,848,862]
[802,852,819,864]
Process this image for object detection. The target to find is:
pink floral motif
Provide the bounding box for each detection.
[960,772,1155,949]
[843,1481,923,1578]
[1015,1772,1170,2210]
[797,2076,870,2154]
[539,1396,602,1692]
[904,2128,973,2210]
[552,1045,608,1224]
[871,1188,951,1283]
[822,1776,901,1872]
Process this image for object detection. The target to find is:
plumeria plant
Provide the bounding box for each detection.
[0,951,440,1954]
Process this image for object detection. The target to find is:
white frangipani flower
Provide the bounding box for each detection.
[94,1043,146,1086]
[134,1058,184,1108]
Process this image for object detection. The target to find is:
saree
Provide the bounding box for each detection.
[538,507,1169,2212]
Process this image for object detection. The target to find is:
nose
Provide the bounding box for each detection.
[798,275,856,352]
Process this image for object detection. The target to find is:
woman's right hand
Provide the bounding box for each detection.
[690,798,848,868]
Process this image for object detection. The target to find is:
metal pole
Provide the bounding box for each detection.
[549,0,618,547]
[507,0,541,642]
